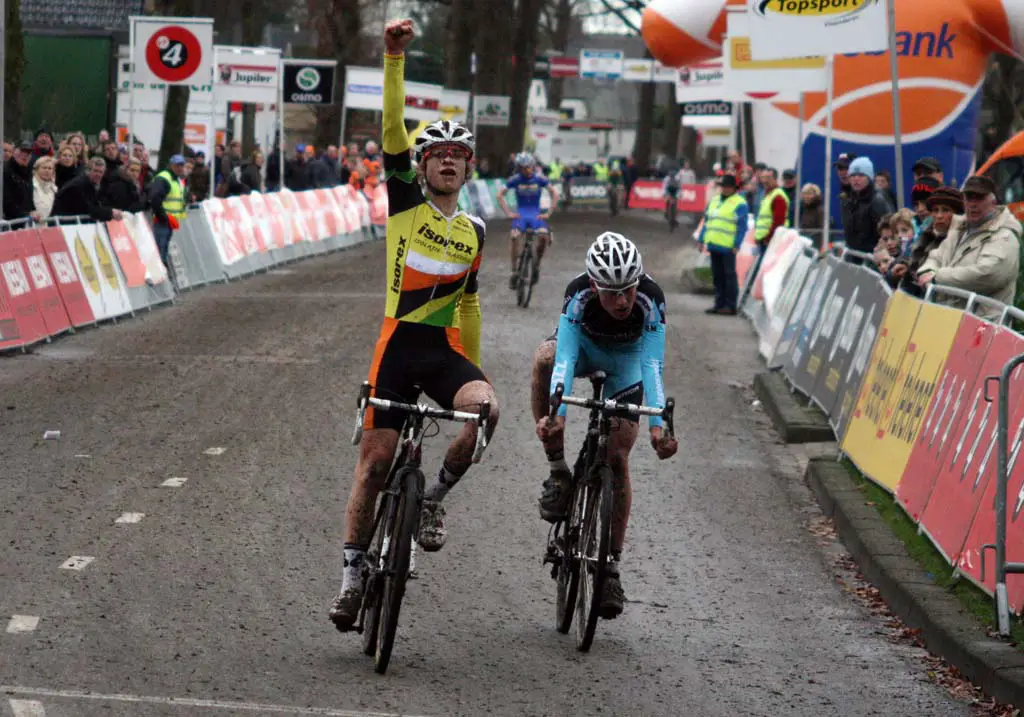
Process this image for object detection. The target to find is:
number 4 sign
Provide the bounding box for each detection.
[131,16,214,86]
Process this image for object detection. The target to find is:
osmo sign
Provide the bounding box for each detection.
[283,59,337,105]
[568,178,609,206]
[682,100,733,117]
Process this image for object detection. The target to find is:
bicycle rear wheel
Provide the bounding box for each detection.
[516,242,534,308]
[373,466,420,674]
[575,464,614,652]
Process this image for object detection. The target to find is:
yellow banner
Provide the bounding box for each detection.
[842,294,963,491]
[728,37,826,70]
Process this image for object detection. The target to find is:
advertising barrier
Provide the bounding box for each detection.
[567,177,609,207]
[741,225,1024,613]
[0,183,382,353]
[628,180,707,212]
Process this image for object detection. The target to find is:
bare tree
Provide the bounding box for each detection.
[471,0,515,170]
[311,0,363,148]
[541,0,581,111]
[660,82,680,159]
[507,0,546,155]
[4,0,25,140]
[443,0,473,90]
[153,0,198,168]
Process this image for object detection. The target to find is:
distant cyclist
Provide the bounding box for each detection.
[529,232,678,618]
[499,152,559,289]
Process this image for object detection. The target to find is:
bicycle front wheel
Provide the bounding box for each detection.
[575,464,614,652]
[516,245,534,308]
[555,476,585,634]
[373,466,420,674]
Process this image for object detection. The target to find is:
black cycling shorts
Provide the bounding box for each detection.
[365,318,488,431]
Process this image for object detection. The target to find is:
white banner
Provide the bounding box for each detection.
[529,109,561,140]
[675,61,728,102]
[343,66,384,111]
[653,61,679,83]
[60,224,133,321]
[404,80,444,122]
[121,213,170,285]
[725,13,828,94]
[473,95,511,127]
[580,49,624,79]
[745,0,888,61]
[214,45,280,105]
[620,58,654,82]
[439,88,470,123]
[131,16,214,87]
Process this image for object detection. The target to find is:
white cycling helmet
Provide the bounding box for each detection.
[586,232,643,288]
[413,120,475,162]
[515,151,533,168]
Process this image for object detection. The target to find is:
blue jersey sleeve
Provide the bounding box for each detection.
[504,175,520,191]
[641,322,667,429]
[550,313,581,419]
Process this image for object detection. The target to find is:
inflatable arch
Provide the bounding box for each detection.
[642,0,1024,222]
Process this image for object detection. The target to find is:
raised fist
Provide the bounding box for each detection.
[384,19,415,54]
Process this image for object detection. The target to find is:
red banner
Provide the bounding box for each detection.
[0,233,47,347]
[957,353,1024,611]
[37,226,94,328]
[628,180,707,213]
[918,329,1024,562]
[896,315,996,521]
[549,56,579,78]
[106,220,147,288]
[18,229,70,337]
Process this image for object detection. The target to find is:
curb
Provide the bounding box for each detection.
[806,458,1024,707]
[753,371,834,443]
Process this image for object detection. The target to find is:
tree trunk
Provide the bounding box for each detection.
[545,0,573,111]
[660,82,681,159]
[507,0,543,156]
[632,80,656,173]
[444,0,473,91]
[471,0,514,171]
[155,0,196,167]
[313,0,362,148]
[4,0,25,140]
[158,87,191,168]
[240,0,263,156]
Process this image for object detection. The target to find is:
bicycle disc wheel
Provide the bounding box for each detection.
[373,467,420,674]
[517,248,534,308]
[575,464,614,652]
[555,479,585,634]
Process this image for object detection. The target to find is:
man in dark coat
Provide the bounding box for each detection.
[51,156,122,221]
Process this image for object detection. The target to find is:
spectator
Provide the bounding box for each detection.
[30,130,55,167]
[888,186,963,294]
[51,156,121,222]
[55,144,80,188]
[213,144,226,186]
[840,156,895,254]
[286,145,306,190]
[148,155,187,269]
[65,132,87,166]
[912,156,944,185]
[697,173,749,316]
[916,175,1022,318]
[874,169,897,208]
[799,182,825,237]
[303,145,333,189]
[100,140,122,185]
[4,142,36,220]
[364,140,381,165]
[132,142,155,190]
[753,167,789,248]
[833,152,855,199]
[186,153,210,202]
[104,158,147,212]
[264,148,283,192]
[890,208,916,256]
[32,157,58,220]
[910,176,939,240]
[324,144,341,176]
[219,139,243,191]
[475,157,495,179]
[3,142,12,163]
[872,214,899,273]
[781,169,798,226]
[241,150,264,193]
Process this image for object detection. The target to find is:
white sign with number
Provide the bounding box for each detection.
[131,16,214,87]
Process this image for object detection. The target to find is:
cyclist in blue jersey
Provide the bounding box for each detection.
[499,152,559,290]
[529,232,678,618]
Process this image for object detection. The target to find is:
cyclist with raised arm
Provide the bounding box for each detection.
[329,18,501,632]
[529,232,678,618]
[499,151,559,289]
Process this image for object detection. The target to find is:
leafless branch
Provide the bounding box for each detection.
[593,0,640,33]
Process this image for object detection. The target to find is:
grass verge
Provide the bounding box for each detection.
[694,266,713,284]
[840,458,1024,650]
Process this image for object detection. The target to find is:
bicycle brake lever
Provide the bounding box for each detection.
[472,402,491,463]
[352,382,372,445]
[549,383,565,419]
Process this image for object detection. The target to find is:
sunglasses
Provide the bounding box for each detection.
[424,145,471,161]
[594,280,638,298]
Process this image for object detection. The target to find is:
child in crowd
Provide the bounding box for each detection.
[890,208,916,256]
[873,213,900,273]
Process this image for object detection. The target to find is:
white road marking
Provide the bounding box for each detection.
[59,556,94,571]
[203,447,226,456]
[5,615,39,633]
[161,477,188,487]
[114,512,145,524]
[0,686,435,716]
[74,454,90,458]
[8,699,46,716]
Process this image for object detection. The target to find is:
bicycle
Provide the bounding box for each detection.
[514,227,536,308]
[542,372,675,652]
[607,184,619,217]
[349,381,491,674]
[667,194,679,233]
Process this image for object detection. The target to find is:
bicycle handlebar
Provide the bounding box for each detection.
[548,382,675,439]
[351,381,491,463]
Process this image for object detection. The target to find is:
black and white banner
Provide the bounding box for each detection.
[567,178,609,206]
[283,60,336,105]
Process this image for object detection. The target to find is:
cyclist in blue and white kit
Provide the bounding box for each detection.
[499,152,559,289]
[530,232,678,618]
